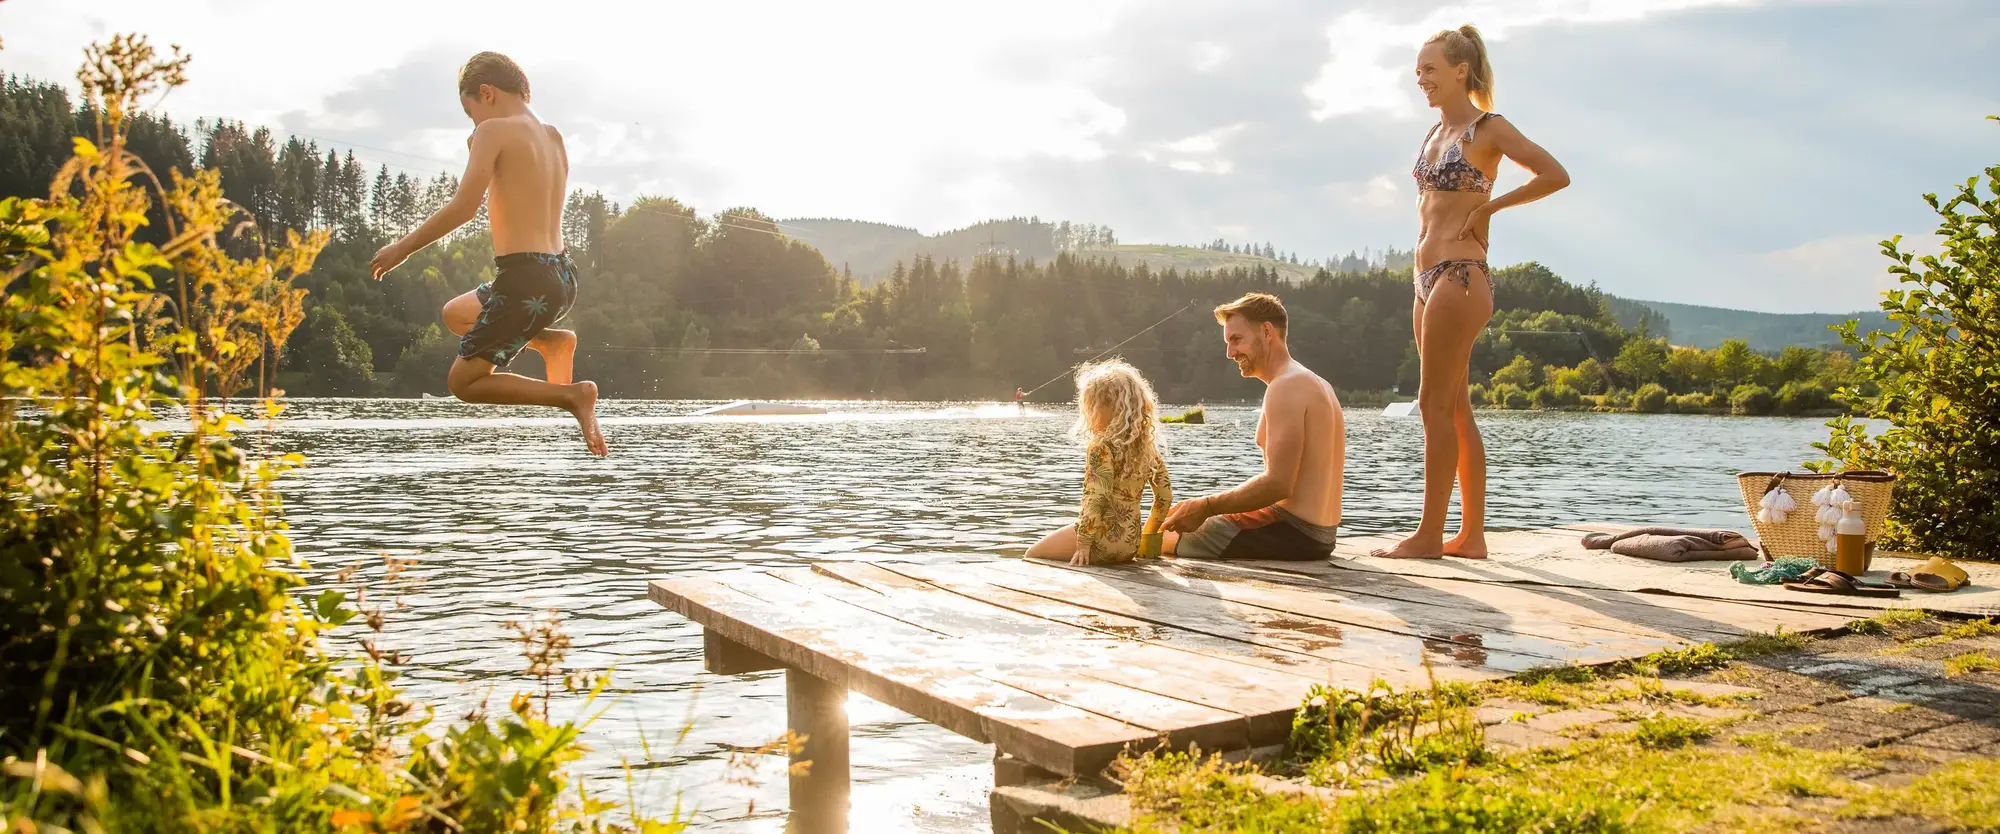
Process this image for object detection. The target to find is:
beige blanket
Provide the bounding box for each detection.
[1582,527,1758,563]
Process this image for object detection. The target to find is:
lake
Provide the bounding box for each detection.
[271,399,1840,832]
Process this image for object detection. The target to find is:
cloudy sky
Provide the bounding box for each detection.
[3,0,1994,311]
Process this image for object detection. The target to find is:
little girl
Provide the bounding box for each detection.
[1026,359,1173,565]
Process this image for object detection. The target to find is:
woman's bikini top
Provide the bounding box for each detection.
[1413,112,1499,194]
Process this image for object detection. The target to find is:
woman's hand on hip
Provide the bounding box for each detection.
[1456,204,1492,248]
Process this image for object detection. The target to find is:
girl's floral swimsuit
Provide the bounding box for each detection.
[1076,442,1171,563]
[1413,112,1499,302]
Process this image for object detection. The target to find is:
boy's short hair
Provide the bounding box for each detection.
[459,52,530,101]
[1213,292,1287,335]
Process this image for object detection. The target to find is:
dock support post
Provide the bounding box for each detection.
[786,668,849,834]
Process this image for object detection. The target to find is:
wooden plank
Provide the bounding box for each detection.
[823,562,1328,744]
[1164,557,1855,637]
[705,629,784,674]
[992,558,1698,664]
[964,559,1551,679]
[774,566,1253,753]
[1558,522,1638,535]
[1155,558,1752,643]
[650,575,1150,776]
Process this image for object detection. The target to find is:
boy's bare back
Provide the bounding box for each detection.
[481,114,567,256]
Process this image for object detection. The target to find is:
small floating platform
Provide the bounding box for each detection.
[648,524,1881,829]
[687,400,829,417]
[1382,401,1418,417]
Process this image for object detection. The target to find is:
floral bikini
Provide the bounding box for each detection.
[1412,112,1499,302]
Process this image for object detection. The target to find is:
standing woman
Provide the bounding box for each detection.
[1374,25,1569,560]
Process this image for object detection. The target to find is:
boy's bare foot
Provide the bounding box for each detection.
[1370,534,1445,560]
[562,380,608,456]
[1443,531,1488,559]
[531,328,578,385]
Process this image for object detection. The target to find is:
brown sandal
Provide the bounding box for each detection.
[1785,568,1902,598]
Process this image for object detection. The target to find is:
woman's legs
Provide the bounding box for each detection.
[1374,268,1493,560]
[1444,383,1488,558]
[1025,524,1077,560]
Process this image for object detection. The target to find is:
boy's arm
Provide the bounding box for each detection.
[370,123,503,279]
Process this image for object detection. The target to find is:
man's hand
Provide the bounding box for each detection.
[1162,496,1214,533]
[370,240,408,280]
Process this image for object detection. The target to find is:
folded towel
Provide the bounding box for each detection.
[1607,534,1760,562]
[1582,526,1751,553]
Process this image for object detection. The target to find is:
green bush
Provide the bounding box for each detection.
[1528,386,1552,409]
[1707,390,1732,410]
[1467,382,1489,407]
[1491,354,1538,389]
[1731,384,1776,416]
[1633,383,1670,413]
[1815,116,2000,556]
[1488,383,1530,410]
[388,322,459,397]
[0,36,681,834]
[1602,388,1634,410]
[1777,380,1832,415]
[1668,393,1712,413]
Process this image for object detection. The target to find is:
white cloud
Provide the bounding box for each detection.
[1303,0,1766,121]
[1192,42,1229,72]
[1139,123,1245,176]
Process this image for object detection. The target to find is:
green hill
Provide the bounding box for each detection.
[780,217,1059,282]
[1083,244,1323,282]
[1606,296,1888,351]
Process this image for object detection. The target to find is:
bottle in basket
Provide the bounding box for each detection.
[1834,503,1867,574]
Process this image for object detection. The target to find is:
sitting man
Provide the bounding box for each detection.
[1162,292,1345,559]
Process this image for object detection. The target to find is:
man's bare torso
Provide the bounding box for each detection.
[1259,364,1345,527]
[483,114,567,256]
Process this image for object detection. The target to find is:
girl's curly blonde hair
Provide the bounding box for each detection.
[1071,359,1160,458]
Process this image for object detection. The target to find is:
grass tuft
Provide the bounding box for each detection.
[1726,628,1811,658]
[1943,650,2000,677]
[1841,758,2000,831]
[1633,715,1711,749]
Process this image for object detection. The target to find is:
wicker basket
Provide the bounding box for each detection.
[1736,470,1895,569]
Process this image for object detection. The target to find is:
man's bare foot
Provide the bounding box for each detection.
[1443,531,1488,559]
[531,329,578,385]
[1370,534,1446,560]
[562,380,608,456]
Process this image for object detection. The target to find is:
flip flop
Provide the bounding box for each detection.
[1889,557,1969,593]
[1784,569,1902,598]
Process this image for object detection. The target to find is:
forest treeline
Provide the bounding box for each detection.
[0,73,1861,410]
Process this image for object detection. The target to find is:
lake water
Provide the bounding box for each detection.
[269,399,1840,832]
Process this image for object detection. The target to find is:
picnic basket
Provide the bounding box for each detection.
[1736,470,1895,569]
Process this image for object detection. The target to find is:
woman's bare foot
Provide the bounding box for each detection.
[1370,533,1446,560]
[531,329,578,385]
[562,380,608,456]
[1443,531,1488,559]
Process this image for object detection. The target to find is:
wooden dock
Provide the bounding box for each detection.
[648,524,1871,831]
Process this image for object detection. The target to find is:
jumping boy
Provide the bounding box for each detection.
[370,51,607,456]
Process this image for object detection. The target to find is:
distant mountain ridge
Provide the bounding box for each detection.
[782,215,1885,352]
[779,217,1057,281]
[1606,297,1887,351]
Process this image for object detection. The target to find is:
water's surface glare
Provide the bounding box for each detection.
[274,398,1834,832]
